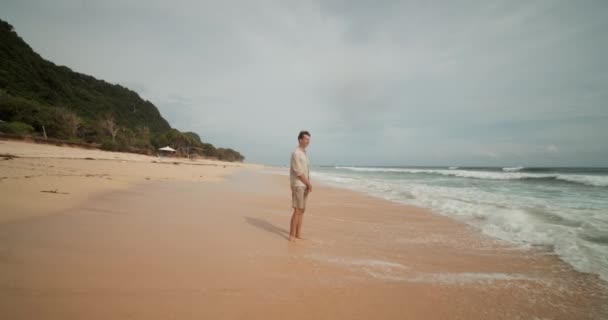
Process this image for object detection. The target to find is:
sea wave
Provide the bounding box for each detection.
[314,170,608,282]
[334,167,608,187]
[503,166,524,172]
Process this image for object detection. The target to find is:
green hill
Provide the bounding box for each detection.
[0,19,244,162]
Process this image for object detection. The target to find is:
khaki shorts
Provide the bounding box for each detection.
[291,186,309,209]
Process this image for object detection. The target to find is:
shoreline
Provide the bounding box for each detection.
[303,166,608,284]
[1,163,607,318]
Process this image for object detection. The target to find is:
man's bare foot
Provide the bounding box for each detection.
[296,236,306,240]
[289,236,296,242]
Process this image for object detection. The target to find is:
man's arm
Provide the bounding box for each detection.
[297,174,312,193]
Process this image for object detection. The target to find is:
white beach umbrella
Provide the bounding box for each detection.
[158,146,176,152]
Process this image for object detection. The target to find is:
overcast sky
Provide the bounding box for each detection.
[3,0,607,166]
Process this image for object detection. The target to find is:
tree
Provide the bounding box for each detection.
[54,108,81,137]
[101,115,120,142]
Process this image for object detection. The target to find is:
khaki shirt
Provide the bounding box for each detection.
[290,147,309,188]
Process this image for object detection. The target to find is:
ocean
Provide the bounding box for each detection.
[312,166,608,282]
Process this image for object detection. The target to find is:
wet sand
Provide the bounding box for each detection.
[1,168,607,319]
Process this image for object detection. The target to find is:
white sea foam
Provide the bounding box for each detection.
[365,271,538,285]
[307,254,407,269]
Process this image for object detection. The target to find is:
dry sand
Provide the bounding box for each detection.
[0,139,254,224]
[1,140,607,319]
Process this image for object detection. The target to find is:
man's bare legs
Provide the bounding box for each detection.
[295,208,305,239]
[289,207,307,242]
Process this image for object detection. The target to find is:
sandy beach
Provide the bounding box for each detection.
[0,140,250,224]
[1,140,607,319]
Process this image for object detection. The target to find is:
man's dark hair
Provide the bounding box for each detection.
[298,130,311,140]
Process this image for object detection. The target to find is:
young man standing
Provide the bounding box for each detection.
[289,131,311,242]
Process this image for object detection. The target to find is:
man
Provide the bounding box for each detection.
[289,130,311,242]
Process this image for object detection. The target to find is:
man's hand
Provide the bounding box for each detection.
[298,174,312,194]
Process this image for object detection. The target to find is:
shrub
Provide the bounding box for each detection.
[100,139,119,151]
[0,121,34,135]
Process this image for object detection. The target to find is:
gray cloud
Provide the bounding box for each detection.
[2,0,607,166]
